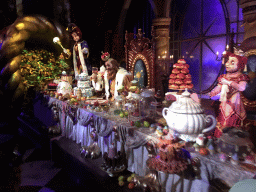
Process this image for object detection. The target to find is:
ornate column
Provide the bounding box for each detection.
[240,0,256,40]
[152,18,171,97]
[239,1,256,103]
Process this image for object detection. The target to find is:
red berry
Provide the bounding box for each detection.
[128,182,135,189]
[130,121,134,126]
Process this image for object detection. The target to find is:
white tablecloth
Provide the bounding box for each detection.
[46,96,256,192]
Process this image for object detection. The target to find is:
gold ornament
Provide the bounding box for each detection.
[0,15,68,117]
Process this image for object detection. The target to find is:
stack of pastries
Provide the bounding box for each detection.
[147,135,188,174]
[169,59,193,90]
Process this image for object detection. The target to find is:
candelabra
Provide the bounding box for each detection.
[216,45,229,64]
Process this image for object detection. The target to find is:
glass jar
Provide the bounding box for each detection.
[114,95,123,115]
[140,89,157,119]
[130,93,140,117]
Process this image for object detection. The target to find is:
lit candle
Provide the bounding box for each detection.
[216,51,219,56]
[226,45,229,50]
[222,51,226,64]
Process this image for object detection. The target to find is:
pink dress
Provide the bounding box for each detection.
[214,74,250,137]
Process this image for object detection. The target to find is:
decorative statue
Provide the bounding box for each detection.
[69,24,92,77]
[209,52,250,137]
[101,52,133,100]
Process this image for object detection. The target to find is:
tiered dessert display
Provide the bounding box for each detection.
[147,134,189,174]
[76,72,94,98]
[169,59,193,90]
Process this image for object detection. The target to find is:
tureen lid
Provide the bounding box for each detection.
[168,89,204,114]
[115,95,123,101]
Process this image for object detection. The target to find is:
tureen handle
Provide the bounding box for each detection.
[202,115,217,133]
[162,108,169,119]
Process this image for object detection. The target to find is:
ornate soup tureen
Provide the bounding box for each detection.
[162,89,216,141]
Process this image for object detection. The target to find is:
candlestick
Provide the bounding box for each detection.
[216,51,226,62]
[222,51,226,64]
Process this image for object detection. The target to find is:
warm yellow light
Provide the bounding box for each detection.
[16,23,25,31]
[53,37,60,43]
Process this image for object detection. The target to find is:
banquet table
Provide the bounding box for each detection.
[39,95,256,192]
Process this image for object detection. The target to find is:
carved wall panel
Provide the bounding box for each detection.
[125,29,156,88]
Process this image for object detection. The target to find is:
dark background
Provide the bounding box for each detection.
[0,0,125,66]
[0,0,156,67]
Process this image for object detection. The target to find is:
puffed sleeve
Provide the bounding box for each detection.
[81,40,89,54]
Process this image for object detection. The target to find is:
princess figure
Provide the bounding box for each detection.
[209,52,250,137]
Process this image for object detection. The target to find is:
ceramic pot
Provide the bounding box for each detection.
[162,89,216,141]
[57,80,72,96]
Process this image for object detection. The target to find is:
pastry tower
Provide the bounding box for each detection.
[147,133,188,174]
[76,73,94,97]
[168,59,193,90]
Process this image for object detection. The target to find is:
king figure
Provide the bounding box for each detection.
[101,53,133,100]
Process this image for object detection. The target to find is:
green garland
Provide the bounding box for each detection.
[20,49,69,90]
